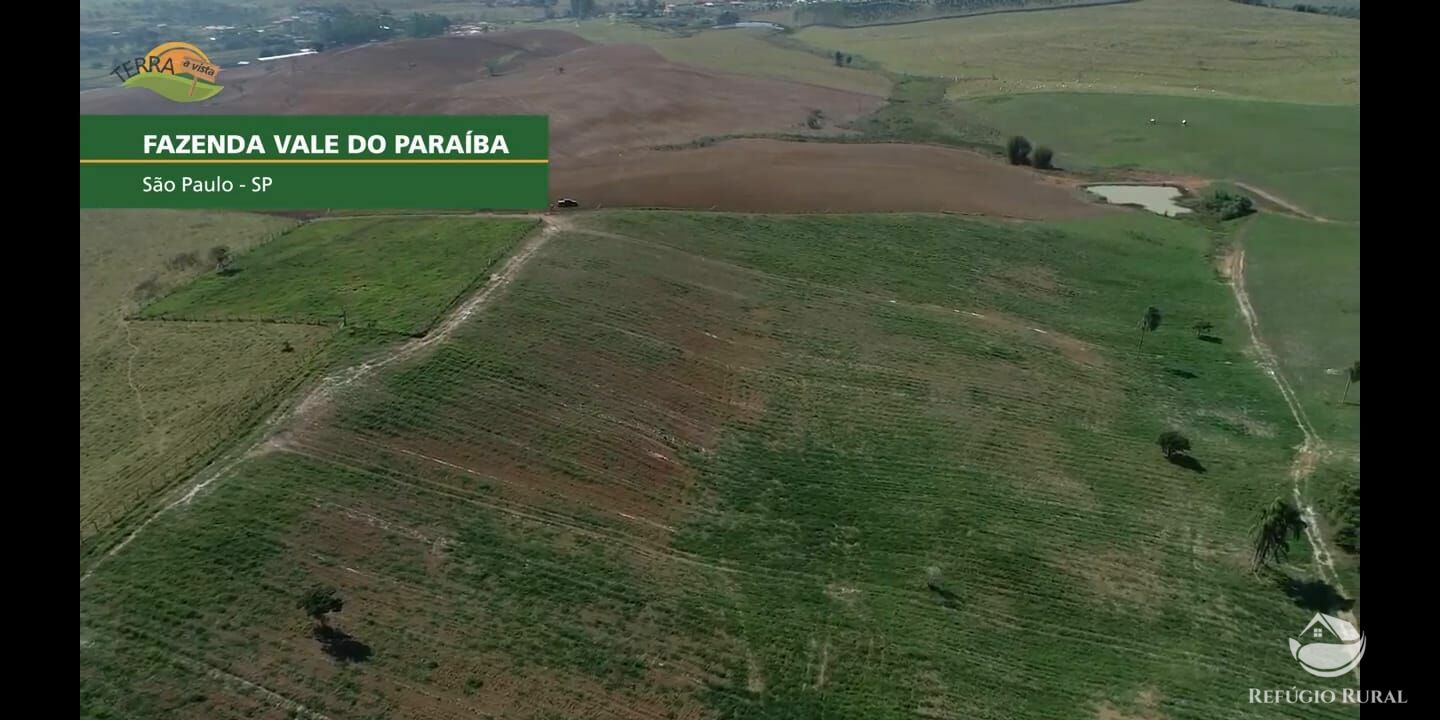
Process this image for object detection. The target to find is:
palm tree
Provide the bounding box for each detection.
[1342,360,1360,404]
[1139,306,1162,350]
[1251,498,1307,570]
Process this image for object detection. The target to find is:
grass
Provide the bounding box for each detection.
[82,210,1356,719]
[80,212,534,558]
[80,210,300,537]
[1241,214,1359,446]
[139,217,538,335]
[796,0,1360,104]
[647,76,1006,153]
[560,21,894,96]
[1236,213,1360,600]
[958,92,1360,221]
[79,322,332,546]
[846,76,1004,149]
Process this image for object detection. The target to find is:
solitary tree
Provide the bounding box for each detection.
[1138,306,1162,349]
[298,585,344,627]
[1033,146,1054,170]
[1157,430,1191,458]
[1193,320,1214,338]
[1251,498,1307,570]
[1342,360,1360,403]
[209,245,232,274]
[834,50,844,66]
[925,566,944,592]
[845,54,853,66]
[1005,136,1032,166]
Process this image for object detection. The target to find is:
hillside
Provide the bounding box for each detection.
[81,211,1353,719]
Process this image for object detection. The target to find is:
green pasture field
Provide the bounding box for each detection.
[1241,214,1360,447]
[846,76,1003,149]
[80,210,304,538]
[958,92,1360,221]
[561,22,894,96]
[139,217,538,335]
[1239,213,1360,595]
[81,211,1356,719]
[796,0,1360,104]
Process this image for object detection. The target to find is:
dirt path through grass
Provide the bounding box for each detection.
[81,215,564,584]
[1225,219,1349,605]
[1229,182,1335,224]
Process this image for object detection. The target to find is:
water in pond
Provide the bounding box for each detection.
[1085,184,1191,217]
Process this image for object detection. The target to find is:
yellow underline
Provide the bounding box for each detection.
[79,158,548,165]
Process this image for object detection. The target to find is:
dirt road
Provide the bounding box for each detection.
[1225,220,1347,600]
[80,215,563,584]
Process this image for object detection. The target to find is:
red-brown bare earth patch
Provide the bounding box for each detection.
[79,33,881,165]
[556,139,1109,218]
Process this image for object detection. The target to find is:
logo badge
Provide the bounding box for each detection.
[1289,613,1364,677]
[113,42,223,103]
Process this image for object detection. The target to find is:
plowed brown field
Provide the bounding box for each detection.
[80,30,1102,218]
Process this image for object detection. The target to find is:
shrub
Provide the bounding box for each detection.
[1005,136,1032,166]
[1033,146,1054,169]
[1201,190,1254,220]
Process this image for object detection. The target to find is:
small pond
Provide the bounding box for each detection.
[1085,184,1191,217]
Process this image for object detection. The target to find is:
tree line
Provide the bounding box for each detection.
[1232,0,1358,20]
[793,0,1119,28]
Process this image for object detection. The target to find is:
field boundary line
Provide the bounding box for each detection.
[118,311,153,430]
[1225,220,1347,602]
[190,658,331,720]
[1229,182,1333,223]
[80,216,561,585]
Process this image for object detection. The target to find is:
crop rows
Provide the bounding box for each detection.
[82,212,1353,719]
[78,321,332,553]
[139,217,538,336]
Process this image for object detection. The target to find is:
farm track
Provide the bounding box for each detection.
[119,312,153,430]
[80,215,563,585]
[1229,182,1336,224]
[81,211,1364,716]
[1226,219,1351,612]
